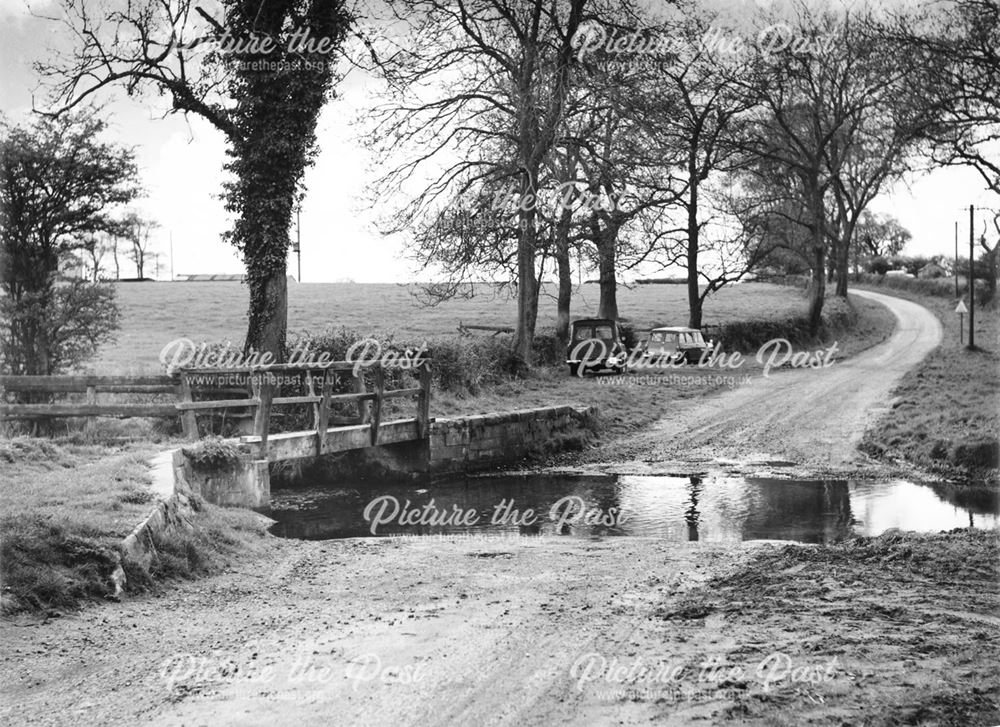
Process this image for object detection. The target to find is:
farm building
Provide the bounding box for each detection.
[917,262,948,279]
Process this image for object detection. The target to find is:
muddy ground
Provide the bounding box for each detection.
[2,529,996,726]
[1,291,998,726]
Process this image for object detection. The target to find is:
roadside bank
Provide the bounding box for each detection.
[853,283,999,485]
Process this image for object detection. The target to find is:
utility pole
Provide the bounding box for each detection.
[169,231,174,282]
[969,204,975,349]
[954,220,959,297]
[294,206,303,283]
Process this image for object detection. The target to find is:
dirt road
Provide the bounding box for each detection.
[6,291,993,727]
[608,290,943,473]
[3,530,995,727]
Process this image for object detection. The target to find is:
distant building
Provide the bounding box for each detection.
[176,274,244,282]
[174,274,299,282]
[917,262,948,279]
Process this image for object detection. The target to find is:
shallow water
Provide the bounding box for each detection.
[267,474,999,543]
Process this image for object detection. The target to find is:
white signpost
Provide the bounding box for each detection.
[956,299,968,344]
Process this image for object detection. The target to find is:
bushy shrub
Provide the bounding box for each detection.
[854,272,983,299]
[868,256,891,276]
[182,437,243,470]
[423,335,520,393]
[711,297,855,352]
[289,328,520,396]
[531,330,564,366]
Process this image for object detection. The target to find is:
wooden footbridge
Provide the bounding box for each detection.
[0,359,433,465]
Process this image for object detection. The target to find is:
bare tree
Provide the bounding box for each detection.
[739,4,913,332]
[121,212,158,279]
[890,0,1000,198]
[80,233,113,282]
[622,3,761,328]
[366,0,586,366]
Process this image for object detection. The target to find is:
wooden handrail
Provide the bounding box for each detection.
[241,361,433,456]
[1,374,178,393]
[177,359,422,376]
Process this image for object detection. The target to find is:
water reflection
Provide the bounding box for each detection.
[685,476,703,542]
[268,473,999,543]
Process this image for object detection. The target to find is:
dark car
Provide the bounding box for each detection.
[567,318,628,376]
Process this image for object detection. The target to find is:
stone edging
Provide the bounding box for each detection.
[111,449,195,594]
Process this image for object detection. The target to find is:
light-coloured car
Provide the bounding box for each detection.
[642,326,713,365]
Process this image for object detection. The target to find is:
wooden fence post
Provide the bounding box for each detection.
[84,385,97,433]
[177,375,198,440]
[316,371,333,457]
[252,373,274,458]
[353,368,370,424]
[370,364,384,446]
[417,363,431,439]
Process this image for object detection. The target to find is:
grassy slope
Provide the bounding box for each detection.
[0,438,269,615]
[854,283,999,484]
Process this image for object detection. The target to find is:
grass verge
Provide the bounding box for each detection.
[0,438,270,616]
[853,282,999,484]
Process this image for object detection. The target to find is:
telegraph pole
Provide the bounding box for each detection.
[169,231,174,282]
[969,204,975,349]
[954,220,959,297]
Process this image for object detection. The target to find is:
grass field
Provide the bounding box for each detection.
[93,281,809,373]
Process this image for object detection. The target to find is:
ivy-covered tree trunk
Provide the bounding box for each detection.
[223,0,349,360]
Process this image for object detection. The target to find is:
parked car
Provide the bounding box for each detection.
[641,326,713,365]
[567,318,628,376]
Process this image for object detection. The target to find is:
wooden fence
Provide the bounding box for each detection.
[0,361,432,455]
[0,375,181,421]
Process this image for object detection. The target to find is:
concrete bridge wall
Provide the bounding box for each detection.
[178,405,597,508]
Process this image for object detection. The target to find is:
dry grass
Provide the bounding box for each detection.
[92,281,808,373]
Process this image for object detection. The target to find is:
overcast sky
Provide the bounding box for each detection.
[1,0,995,283]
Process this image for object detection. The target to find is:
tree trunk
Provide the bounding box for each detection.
[808,244,826,334]
[593,214,619,320]
[597,246,618,320]
[513,169,540,366]
[807,183,827,335]
[554,205,573,347]
[835,230,851,297]
[686,177,701,329]
[245,267,288,362]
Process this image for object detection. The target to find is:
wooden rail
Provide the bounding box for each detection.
[0,375,182,421]
[1,360,433,460]
[184,360,434,459]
